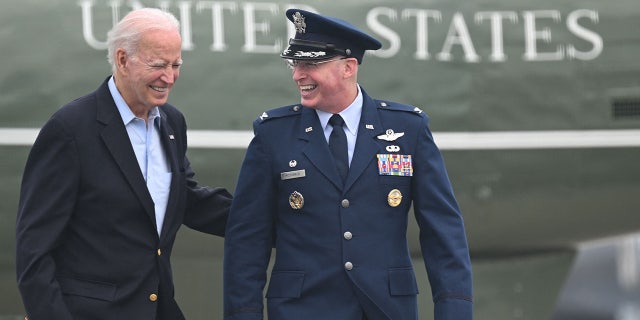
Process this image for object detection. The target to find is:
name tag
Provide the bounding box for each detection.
[377,154,413,176]
[281,169,306,180]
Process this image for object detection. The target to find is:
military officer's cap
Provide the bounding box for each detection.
[280,9,382,64]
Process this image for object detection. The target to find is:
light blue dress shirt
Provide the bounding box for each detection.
[108,77,171,236]
[316,84,363,166]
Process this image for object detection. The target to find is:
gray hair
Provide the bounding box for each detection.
[106,8,180,73]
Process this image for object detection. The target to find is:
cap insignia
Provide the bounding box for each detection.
[292,12,306,34]
[294,51,327,58]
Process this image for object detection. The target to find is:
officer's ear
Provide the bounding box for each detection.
[342,57,358,79]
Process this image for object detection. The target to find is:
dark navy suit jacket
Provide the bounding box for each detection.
[16,78,231,320]
[224,88,472,320]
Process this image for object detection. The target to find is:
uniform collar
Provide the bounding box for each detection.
[316,84,363,137]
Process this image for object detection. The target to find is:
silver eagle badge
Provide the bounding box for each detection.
[292,12,306,34]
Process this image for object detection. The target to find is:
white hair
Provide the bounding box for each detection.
[106,8,180,73]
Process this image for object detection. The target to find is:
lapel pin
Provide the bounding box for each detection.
[305,127,313,132]
[289,160,297,168]
[169,134,175,140]
[366,124,374,130]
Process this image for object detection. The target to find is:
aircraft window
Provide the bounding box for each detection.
[612,99,640,119]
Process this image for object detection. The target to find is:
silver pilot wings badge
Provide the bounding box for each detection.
[377,129,404,142]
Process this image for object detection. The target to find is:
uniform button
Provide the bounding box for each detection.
[344,231,353,240]
[345,261,353,271]
[149,293,158,302]
[341,199,350,208]
[157,249,162,256]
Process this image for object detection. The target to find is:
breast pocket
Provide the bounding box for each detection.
[379,175,411,187]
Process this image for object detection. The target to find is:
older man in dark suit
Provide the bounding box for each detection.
[223,8,472,320]
[15,8,231,320]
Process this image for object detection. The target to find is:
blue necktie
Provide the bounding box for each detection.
[329,114,349,184]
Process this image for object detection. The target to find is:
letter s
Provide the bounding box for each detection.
[566,9,603,60]
[367,7,401,59]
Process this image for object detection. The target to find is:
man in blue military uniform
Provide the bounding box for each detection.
[223,8,472,320]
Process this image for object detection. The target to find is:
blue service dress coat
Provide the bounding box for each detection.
[15,78,232,320]
[223,88,472,320]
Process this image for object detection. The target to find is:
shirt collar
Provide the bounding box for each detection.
[108,76,161,125]
[316,84,363,137]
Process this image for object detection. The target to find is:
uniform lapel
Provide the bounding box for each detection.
[157,111,180,238]
[344,91,385,191]
[95,81,156,227]
[298,107,344,189]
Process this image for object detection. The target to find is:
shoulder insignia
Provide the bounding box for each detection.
[257,104,303,122]
[377,100,423,113]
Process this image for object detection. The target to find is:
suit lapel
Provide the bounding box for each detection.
[157,110,180,175]
[298,107,344,189]
[344,91,385,192]
[95,81,156,225]
[157,111,181,238]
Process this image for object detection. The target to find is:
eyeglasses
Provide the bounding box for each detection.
[285,57,346,70]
